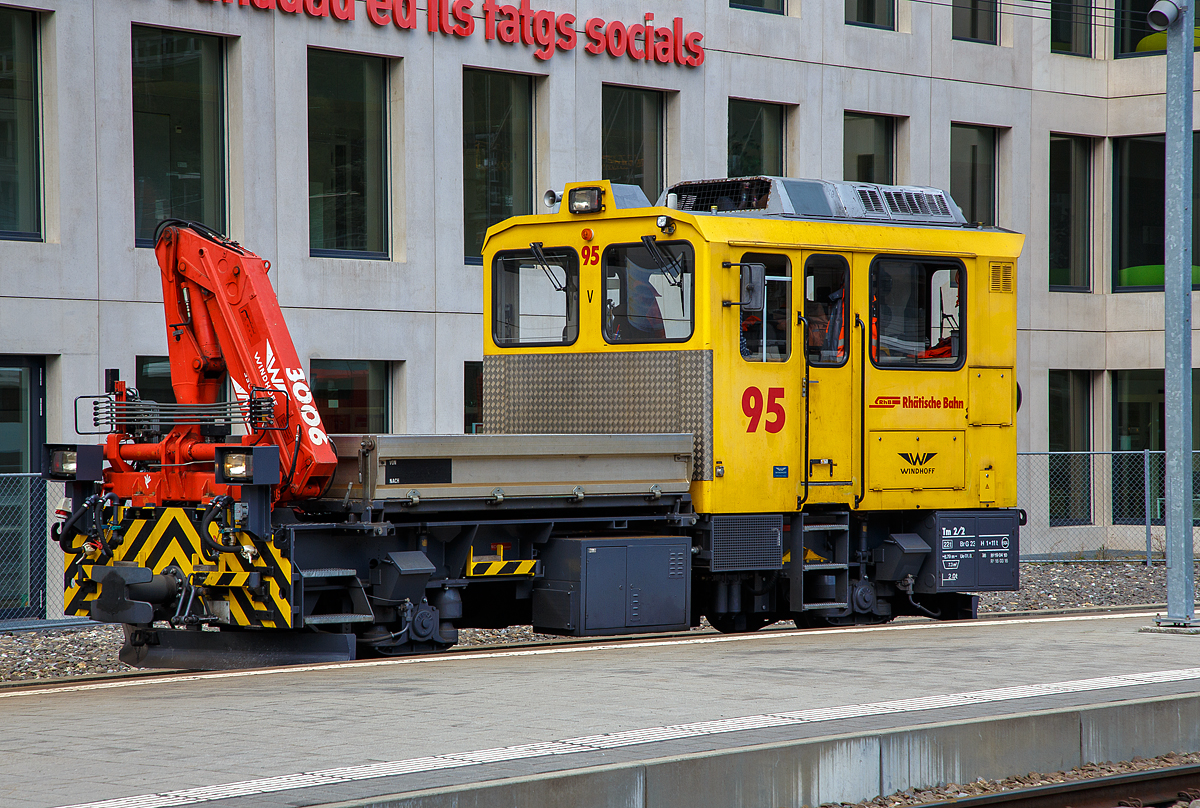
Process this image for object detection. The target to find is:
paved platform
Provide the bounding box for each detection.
[2,612,1199,808]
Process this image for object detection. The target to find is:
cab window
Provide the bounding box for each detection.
[804,254,849,366]
[603,240,694,343]
[870,258,963,369]
[492,246,579,347]
[740,253,791,363]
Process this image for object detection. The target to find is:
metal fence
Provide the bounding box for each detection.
[0,473,65,621]
[1018,451,1200,559]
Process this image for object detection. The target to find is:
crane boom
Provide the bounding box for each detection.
[100,221,337,505]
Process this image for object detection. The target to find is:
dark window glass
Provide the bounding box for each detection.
[1113,133,1200,289]
[1049,369,1090,452]
[0,356,45,619]
[602,86,664,205]
[492,246,579,346]
[311,359,389,433]
[740,253,791,363]
[136,356,177,405]
[1048,369,1091,525]
[805,255,850,366]
[308,50,387,259]
[133,27,224,246]
[846,0,894,29]
[135,355,228,405]
[728,101,783,178]
[950,124,996,225]
[870,258,963,369]
[843,113,894,184]
[1113,0,1200,55]
[732,0,784,13]
[464,361,482,433]
[1112,369,1200,451]
[463,70,532,260]
[0,9,39,241]
[953,0,997,43]
[1051,0,1090,55]
[602,241,694,344]
[1049,135,1090,290]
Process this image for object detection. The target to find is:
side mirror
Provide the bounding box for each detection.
[740,263,766,312]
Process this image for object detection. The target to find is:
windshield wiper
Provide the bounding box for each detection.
[640,235,684,288]
[529,241,566,292]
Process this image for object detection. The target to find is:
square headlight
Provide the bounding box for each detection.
[50,450,77,478]
[568,187,604,214]
[222,452,253,481]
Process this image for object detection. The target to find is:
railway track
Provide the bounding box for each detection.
[917,764,1200,808]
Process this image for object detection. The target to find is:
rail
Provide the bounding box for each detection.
[918,763,1200,808]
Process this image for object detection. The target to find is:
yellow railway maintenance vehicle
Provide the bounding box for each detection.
[484,177,1024,630]
[45,179,1022,670]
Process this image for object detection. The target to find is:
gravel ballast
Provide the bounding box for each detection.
[2,561,1196,685]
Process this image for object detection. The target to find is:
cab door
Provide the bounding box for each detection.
[800,252,855,506]
[718,251,803,514]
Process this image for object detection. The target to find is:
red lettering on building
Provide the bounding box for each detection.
[198,0,704,65]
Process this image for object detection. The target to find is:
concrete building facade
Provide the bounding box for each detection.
[0,0,1195,590]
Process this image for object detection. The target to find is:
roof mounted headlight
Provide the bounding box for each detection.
[568,187,604,214]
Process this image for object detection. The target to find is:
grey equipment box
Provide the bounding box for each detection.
[915,509,1020,593]
[533,536,691,636]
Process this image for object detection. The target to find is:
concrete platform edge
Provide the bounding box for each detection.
[309,692,1200,808]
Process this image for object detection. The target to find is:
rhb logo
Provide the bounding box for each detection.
[870,396,901,409]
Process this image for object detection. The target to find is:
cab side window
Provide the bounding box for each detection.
[869,258,963,369]
[740,252,791,362]
[804,254,849,366]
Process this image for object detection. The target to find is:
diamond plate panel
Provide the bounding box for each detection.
[482,351,714,480]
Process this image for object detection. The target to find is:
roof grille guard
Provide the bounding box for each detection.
[669,178,773,212]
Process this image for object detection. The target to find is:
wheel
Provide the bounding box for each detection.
[708,613,772,634]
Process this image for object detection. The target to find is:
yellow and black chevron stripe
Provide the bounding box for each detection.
[64,505,294,629]
[465,547,537,577]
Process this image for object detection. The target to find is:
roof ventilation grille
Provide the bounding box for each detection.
[857,188,886,214]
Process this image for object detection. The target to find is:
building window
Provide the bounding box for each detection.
[728,100,783,178]
[843,113,894,185]
[311,359,389,433]
[846,0,894,29]
[0,356,45,620]
[308,50,387,259]
[740,253,791,362]
[1048,369,1091,525]
[602,240,694,344]
[952,0,997,43]
[602,85,664,205]
[1114,0,1191,55]
[0,9,39,241]
[463,69,533,261]
[1111,369,1200,524]
[133,27,224,247]
[1113,133,1200,289]
[136,356,177,405]
[869,258,963,369]
[1051,0,1090,55]
[1049,135,1090,290]
[732,0,784,13]
[950,124,996,225]
[464,361,482,433]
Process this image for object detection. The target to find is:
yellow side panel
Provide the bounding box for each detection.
[968,368,1014,426]
[868,431,965,491]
